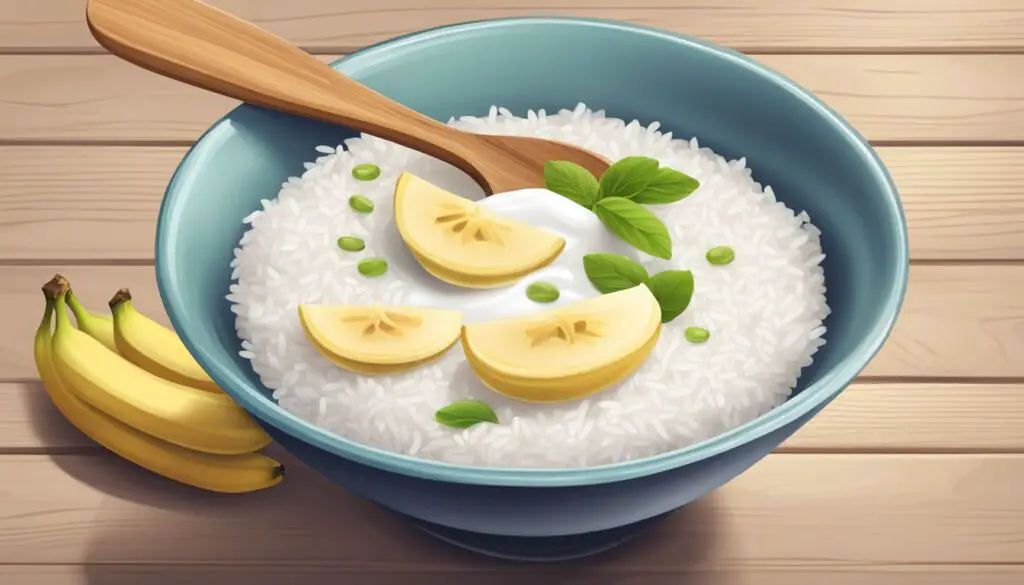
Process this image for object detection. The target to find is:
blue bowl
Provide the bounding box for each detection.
[155,17,908,558]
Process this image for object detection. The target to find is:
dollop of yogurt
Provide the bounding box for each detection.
[392,188,640,323]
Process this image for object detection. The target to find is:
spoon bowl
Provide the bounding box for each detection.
[85,0,610,194]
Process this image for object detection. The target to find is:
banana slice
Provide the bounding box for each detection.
[298,303,462,375]
[394,173,565,288]
[461,285,661,403]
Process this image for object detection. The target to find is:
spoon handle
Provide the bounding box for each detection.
[86,0,471,162]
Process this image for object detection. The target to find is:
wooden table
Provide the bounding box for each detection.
[3,1,1024,583]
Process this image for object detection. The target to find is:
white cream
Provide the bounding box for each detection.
[395,188,640,323]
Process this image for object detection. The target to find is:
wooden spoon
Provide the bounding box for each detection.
[85,0,611,195]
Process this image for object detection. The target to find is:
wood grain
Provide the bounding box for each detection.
[0,382,90,452]
[2,54,1024,143]
[4,146,1024,261]
[6,380,1023,453]
[5,0,1023,580]
[1,264,1022,381]
[0,452,1022,566]
[0,146,171,261]
[882,147,1024,260]
[3,563,1023,585]
[784,383,1024,452]
[3,0,1023,52]
[86,0,611,195]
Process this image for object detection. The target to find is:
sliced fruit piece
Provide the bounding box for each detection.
[298,304,463,375]
[406,251,540,289]
[394,173,566,288]
[461,285,661,402]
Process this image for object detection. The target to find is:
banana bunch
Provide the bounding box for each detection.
[34,274,284,494]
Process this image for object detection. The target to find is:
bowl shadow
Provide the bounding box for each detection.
[22,414,724,584]
[24,349,726,582]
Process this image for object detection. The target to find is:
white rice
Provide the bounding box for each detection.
[229,104,829,469]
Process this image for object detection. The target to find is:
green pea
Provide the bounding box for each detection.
[357,258,388,277]
[526,281,560,303]
[685,327,710,344]
[706,246,735,266]
[352,163,381,181]
[337,236,365,252]
[349,195,374,214]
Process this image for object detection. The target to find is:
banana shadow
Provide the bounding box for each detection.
[24,372,723,583]
[23,379,277,510]
[23,380,89,452]
[43,441,722,584]
[74,476,722,584]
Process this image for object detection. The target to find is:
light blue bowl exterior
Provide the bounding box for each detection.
[155,17,908,536]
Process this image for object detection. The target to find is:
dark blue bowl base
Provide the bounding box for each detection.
[400,510,673,562]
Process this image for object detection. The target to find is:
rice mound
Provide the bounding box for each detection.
[228,104,829,468]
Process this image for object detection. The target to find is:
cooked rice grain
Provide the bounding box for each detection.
[230,104,829,468]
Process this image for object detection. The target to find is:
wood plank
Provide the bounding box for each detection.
[3,0,1023,52]
[881,147,1024,261]
[5,146,1024,261]
[0,382,88,452]
[0,146,174,261]
[0,453,1021,566]
[783,383,1024,452]
[756,54,1024,144]
[2,55,1024,143]
[869,264,1024,378]
[0,54,245,143]
[6,380,1023,453]
[3,563,1023,585]
[0,264,1021,380]
[0,265,171,381]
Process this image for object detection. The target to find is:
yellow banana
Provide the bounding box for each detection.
[109,288,222,393]
[66,289,119,353]
[35,277,284,493]
[50,285,272,455]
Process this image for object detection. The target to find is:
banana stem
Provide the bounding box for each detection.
[42,274,68,302]
[40,275,69,331]
[38,274,69,342]
[109,288,132,311]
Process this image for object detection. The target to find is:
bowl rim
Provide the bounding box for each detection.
[156,16,910,487]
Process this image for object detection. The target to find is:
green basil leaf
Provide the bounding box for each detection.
[435,400,499,429]
[632,167,700,204]
[593,197,673,259]
[544,161,599,208]
[582,253,650,294]
[597,156,659,200]
[645,270,695,323]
